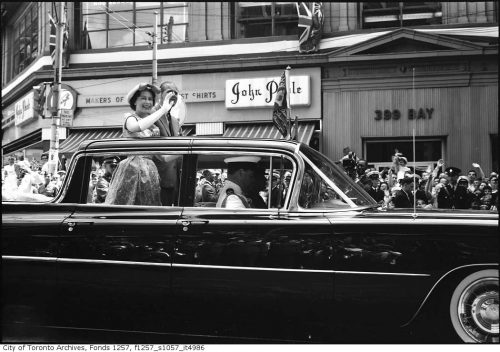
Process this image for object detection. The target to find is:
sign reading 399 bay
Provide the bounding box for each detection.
[225,76,311,109]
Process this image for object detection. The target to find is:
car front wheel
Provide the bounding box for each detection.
[450,269,499,343]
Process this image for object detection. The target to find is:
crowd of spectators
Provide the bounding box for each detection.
[340,148,498,211]
[1,155,68,201]
[4,150,498,212]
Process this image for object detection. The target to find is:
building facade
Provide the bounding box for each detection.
[2,2,498,173]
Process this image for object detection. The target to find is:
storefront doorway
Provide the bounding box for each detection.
[364,137,444,174]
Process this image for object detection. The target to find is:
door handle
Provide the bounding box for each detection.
[180,220,209,231]
[66,221,94,232]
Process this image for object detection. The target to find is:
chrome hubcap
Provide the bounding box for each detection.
[457,278,499,343]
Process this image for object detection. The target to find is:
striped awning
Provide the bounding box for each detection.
[223,121,317,144]
[59,128,122,154]
[58,125,195,154]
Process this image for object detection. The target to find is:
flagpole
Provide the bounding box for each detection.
[152,11,158,86]
[285,66,291,140]
[48,2,65,176]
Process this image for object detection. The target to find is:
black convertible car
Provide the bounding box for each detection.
[2,137,498,343]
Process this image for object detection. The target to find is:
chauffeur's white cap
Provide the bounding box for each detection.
[224,156,261,164]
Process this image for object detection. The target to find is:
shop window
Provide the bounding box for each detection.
[12,4,39,75]
[80,2,188,49]
[364,138,443,174]
[236,2,299,38]
[362,2,442,29]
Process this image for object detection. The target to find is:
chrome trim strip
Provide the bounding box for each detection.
[402,263,499,327]
[3,256,429,276]
[173,263,430,276]
[57,258,171,267]
[2,256,57,262]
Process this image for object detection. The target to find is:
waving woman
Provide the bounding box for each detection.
[105,83,176,205]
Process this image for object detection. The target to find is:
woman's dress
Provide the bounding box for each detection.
[105,113,162,206]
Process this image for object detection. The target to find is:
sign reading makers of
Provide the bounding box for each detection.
[77,90,225,107]
[225,76,311,109]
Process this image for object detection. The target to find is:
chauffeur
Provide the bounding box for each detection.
[216,156,266,209]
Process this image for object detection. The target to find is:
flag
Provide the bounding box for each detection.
[49,14,57,67]
[296,2,324,53]
[272,71,288,138]
[49,13,70,69]
[62,22,70,68]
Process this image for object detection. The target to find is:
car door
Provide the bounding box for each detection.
[170,150,335,342]
[56,151,185,333]
[296,144,434,336]
[2,202,75,326]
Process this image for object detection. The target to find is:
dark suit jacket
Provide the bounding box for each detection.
[368,187,385,203]
[393,189,414,208]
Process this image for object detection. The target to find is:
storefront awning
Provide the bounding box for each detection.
[59,128,122,154]
[58,125,196,154]
[223,121,317,144]
[2,129,42,155]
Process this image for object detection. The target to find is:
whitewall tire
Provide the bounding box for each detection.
[449,269,499,343]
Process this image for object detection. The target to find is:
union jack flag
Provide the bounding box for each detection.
[49,13,70,69]
[296,2,324,53]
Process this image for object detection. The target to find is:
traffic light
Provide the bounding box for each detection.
[33,83,53,119]
[33,84,46,118]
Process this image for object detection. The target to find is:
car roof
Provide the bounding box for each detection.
[78,136,302,154]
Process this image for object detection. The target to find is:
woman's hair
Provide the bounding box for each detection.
[129,87,156,111]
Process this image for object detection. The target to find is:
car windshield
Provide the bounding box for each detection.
[299,144,377,207]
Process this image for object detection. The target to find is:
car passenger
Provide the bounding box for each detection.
[105,83,175,205]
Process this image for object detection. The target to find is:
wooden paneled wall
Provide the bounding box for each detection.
[322,81,498,173]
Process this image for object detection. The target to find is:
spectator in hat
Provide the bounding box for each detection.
[453,176,473,209]
[94,157,120,203]
[445,166,461,191]
[366,170,384,204]
[393,177,414,208]
[356,159,369,184]
[105,82,176,206]
[216,156,266,209]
